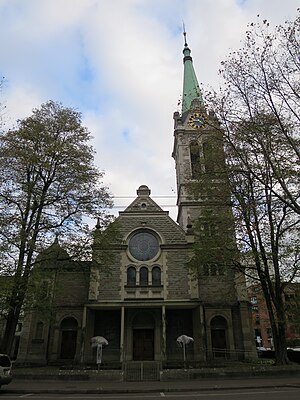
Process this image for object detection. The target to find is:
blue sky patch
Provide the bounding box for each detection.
[236,0,248,6]
[122,130,130,142]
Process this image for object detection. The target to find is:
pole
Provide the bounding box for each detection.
[97,344,103,371]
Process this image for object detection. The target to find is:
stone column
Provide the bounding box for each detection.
[51,324,60,361]
[84,308,95,363]
[239,301,257,358]
[193,305,206,362]
[80,305,87,363]
[120,306,125,362]
[162,306,166,362]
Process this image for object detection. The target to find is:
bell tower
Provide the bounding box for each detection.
[172,33,232,234]
[172,32,257,359]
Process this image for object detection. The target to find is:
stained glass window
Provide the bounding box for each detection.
[129,231,159,261]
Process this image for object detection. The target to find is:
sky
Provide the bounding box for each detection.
[0,0,298,222]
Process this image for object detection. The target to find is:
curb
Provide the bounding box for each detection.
[12,368,300,381]
[4,384,300,395]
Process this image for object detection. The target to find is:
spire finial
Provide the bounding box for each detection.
[183,21,188,47]
[96,217,101,230]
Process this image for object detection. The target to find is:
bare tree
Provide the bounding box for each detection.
[207,12,300,364]
[215,11,300,214]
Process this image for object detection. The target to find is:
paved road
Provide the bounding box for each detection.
[1,388,300,399]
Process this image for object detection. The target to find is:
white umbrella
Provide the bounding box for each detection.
[176,335,194,365]
[91,336,108,369]
[176,335,194,346]
[91,336,109,347]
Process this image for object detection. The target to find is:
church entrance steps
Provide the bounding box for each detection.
[124,361,161,381]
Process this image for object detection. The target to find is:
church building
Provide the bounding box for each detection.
[17,36,256,371]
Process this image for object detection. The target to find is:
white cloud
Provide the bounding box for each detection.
[3,84,43,127]
[0,0,299,222]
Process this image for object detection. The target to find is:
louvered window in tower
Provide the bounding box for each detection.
[203,142,214,173]
[190,141,201,178]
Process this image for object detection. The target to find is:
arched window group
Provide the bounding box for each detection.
[126,266,162,287]
[202,263,224,276]
[200,222,216,237]
[190,140,216,178]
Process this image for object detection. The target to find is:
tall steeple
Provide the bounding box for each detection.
[173,29,229,231]
[172,29,209,230]
[181,30,203,115]
[172,32,257,363]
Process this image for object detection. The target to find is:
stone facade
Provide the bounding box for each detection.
[16,183,256,366]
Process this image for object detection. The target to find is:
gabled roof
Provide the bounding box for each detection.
[120,185,166,215]
[115,185,187,243]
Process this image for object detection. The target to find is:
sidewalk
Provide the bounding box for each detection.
[4,368,300,394]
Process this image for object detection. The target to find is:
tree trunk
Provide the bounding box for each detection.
[260,279,289,365]
[0,243,32,355]
[0,300,22,355]
[273,308,289,365]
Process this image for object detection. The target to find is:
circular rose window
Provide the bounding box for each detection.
[128,231,159,261]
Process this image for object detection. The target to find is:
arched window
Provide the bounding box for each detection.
[215,264,224,276]
[210,264,217,276]
[140,267,148,286]
[203,264,210,275]
[127,266,136,286]
[35,321,44,339]
[152,266,161,286]
[60,317,78,330]
[190,141,201,178]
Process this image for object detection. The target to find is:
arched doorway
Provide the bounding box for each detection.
[132,313,155,361]
[211,316,227,358]
[60,317,78,360]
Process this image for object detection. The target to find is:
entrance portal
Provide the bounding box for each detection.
[59,317,78,360]
[132,312,155,361]
[133,329,154,360]
[211,316,227,358]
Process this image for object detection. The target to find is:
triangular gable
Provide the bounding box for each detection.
[117,185,187,238]
[120,185,165,214]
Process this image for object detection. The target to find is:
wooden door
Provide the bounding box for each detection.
[60,330,77,359]
[133,329,154,360]
[211,329,226,357]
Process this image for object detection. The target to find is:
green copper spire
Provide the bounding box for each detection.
[181,30,203,115]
